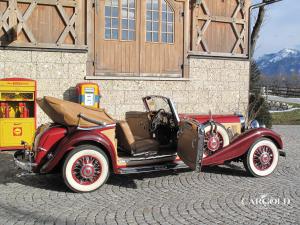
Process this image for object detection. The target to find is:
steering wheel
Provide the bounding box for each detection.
[150,109,165,133]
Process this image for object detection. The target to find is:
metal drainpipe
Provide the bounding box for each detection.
[246,0,283,123]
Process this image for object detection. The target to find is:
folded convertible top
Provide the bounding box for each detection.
[37,96,115,127]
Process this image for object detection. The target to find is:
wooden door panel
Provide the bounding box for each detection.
[94,0,184,76]
[95,0,140,75]
[190,0,249,56]
[139,0,183,76]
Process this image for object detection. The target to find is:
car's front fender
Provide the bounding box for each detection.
[40,129,117,173]
[202,128,283,166]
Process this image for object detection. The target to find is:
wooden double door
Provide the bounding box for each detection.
[94,0,184,77]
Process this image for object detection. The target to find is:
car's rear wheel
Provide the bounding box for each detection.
[244,138,279,177]
[63,145,110,192]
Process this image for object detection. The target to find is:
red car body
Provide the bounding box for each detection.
[180,114,241,124]
[14,95,285,192]
[29,118,282,174]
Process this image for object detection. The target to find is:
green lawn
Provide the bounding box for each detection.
[291,103,300,108]
[272,109,300,125]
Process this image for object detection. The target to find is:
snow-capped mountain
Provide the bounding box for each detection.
[256,48,300,76]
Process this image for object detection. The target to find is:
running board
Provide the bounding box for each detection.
[128,153,177,162]
[117,161,189,174]
[118,153,177,163]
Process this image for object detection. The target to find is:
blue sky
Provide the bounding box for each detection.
[252,0,300,58]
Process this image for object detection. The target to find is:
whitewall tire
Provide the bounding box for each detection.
[63,145,110,193]
[244,138,279,177]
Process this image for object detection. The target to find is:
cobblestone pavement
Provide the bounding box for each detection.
[0,126,299,225]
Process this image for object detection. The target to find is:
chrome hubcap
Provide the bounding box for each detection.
[253,146,274,171]
[72,155,102,185]
[80,164,95,179]
[207,136,220,151]
[260,152,271,165]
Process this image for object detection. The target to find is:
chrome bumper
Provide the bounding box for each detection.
[14,150,37,173]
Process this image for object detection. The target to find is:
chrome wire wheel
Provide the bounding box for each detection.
[244,138,279,177]
[253,145,274,171]
[71,155,102,185]
[63,145,110,193]
[203,123,230,158]
[204,132,224,152]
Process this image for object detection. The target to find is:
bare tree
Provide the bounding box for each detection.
[250,0,268,57]
[248,1,273,128]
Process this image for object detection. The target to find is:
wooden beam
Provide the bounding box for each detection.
[196,15,246,25]
[16,0,77,7]
[15,1,37,44]
[56,3,77,45]
[188,50,247,58]
[6,42,88,50]
[86,0,94,76]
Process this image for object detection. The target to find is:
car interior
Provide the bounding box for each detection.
[115,96,180,158]
[37,95,197,162]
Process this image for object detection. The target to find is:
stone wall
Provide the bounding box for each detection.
[95,58,250,119]
[0,50,87,124]
[0,50,250,125]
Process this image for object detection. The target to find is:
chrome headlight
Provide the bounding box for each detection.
[249,120,260,129]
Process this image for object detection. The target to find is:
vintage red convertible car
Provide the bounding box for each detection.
[14,95,285,192]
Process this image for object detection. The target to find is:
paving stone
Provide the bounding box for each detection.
[0,126,299,225]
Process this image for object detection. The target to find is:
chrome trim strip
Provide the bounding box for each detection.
[169,99,180,124]
[38,147,47,152]
[77,124,116,131]
[126,154,177,162]
[118,161,188,174]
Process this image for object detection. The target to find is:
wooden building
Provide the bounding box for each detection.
[0,0,251,123]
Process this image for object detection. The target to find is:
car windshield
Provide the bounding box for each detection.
[144,96,172,113]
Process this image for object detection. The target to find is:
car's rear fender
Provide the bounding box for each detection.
[202,128,283,166]
[39,129,117,173]
[34,126,67,166]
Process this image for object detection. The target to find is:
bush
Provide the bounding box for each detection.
[248,93,272,128]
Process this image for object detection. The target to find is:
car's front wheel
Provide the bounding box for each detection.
[63,145,110,192]
[244,138,279,177]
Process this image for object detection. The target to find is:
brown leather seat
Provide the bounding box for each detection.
[116,121,159,155]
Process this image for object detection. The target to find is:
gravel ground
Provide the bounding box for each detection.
[0,125,299,225]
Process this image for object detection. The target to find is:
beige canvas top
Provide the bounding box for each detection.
[37,96,115,127]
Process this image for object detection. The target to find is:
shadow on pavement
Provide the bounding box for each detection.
[202,164,250,177]
[0,151,250,193]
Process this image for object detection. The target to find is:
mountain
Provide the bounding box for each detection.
[256,49,300,76]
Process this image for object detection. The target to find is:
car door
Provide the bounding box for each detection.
[177,119,204,171]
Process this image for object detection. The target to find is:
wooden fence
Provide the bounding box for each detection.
[253,86,300,98]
